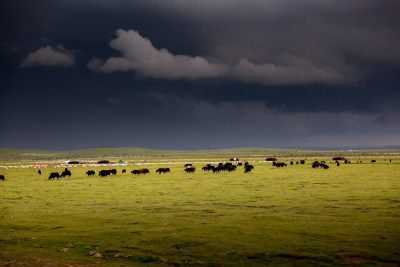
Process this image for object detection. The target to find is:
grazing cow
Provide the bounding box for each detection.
[109,169,117,175]
[227,165,236,172]
[335,161,340,166]
[122,169,126,173]
[0,175,4,181]
[300,160,305,165]
[237,162,242,166]
[211,167,219,173]
[276,163,287,167]
[296,161,299,165]
[244,166,253,173]
[185,166,196,173]
[49,172,60,180]
[139,168,150,174]
[86,170,95,177]
[266,157,277,162]
[312,162,320,168]
[131,170,140,175]
[99,170,110,177]
[371,160,376,163]
[322,164,329,169]
[60,170,71,178]
[202,164,213,171]
[290,161,293,165]
[156,168,170,174]
[246,164,254,170]
[37,170,41,175]
[184,164,192,168]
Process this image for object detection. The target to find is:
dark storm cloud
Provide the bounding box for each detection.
[1,0,400,150]
[66,0,400,85]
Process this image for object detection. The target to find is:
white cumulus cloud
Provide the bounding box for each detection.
[88,29,228,80]
[20,45,75,68]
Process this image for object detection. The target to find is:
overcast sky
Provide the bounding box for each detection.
[1,0,400,150]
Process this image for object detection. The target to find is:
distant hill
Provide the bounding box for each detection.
[0,147,300,160]
[0,147,399,160]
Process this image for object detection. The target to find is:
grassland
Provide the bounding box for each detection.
[2,147,400,160]
[1,154,400,266]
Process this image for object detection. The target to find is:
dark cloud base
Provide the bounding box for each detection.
[1,0,400,149]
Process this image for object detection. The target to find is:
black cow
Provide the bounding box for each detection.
[139,168,150,174]
[49,172,60,180]
[0,175,4,181]
[245,164,254,170]
[156,168,170,174]
[321,164,329,169]
[276,163,287,167]
[86,170,95,177]
[290,161,293,165]
[109,169,117,175]
[60,170,71,178]
[244,166,253,173]
[185,166,196,173]
[227,165,236,172]
[122,169,126,173]
[312,162,320,168]
[37,170,41,175]
[211,167,219,173]
[371,160,376,163]
[131,170,140,175]
[237,162,243,166]
[184,164,192,168]
[300,160,305,165]
[202,164,213,171]
[99,170,110,177]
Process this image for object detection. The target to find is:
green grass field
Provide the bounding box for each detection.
[1,156,400,266]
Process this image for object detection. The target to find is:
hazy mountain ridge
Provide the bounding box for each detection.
[1,146,400,160]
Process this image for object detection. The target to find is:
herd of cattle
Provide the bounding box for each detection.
[0,158,393,181]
